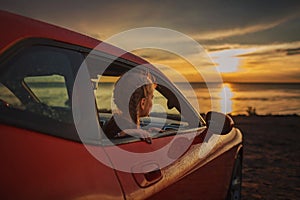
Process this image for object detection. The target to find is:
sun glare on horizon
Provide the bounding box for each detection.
[209,48,256,73]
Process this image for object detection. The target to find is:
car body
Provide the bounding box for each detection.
[0,10,243,200]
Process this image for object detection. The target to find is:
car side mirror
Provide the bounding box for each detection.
[205,111,234,135]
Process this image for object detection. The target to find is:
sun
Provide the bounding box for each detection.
[209,48,255,73]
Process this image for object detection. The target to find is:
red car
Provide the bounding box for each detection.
[0,10,243,200]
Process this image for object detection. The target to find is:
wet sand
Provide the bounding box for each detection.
[232,115,300,199]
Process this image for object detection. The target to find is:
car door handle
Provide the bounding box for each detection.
[144,168,162,182]
[132,163,163,188]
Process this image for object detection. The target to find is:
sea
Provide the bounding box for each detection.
[183,82,300,116]
[96,82,300,116]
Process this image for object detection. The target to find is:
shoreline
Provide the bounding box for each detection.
[232,115,300,199]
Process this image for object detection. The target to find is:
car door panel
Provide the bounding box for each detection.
[0,124,124,200]
[104,128,242,199]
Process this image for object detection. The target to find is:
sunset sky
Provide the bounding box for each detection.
[2,0,300,83]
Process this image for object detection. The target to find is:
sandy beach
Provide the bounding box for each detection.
[232,115,300,199]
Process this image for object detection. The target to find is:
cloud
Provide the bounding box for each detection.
[277,47,300,56]
[201,42,300,82]
[192,16,295,40]
[1,0,299,82]
[235,43,300,82]
[238,42,300,57]
[2,0,300,43]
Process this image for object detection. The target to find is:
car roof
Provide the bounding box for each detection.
[0,10,150,66]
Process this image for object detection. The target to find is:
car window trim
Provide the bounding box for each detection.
[100,126,207,146]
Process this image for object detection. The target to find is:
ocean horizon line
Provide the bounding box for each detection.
[174,81,300,84]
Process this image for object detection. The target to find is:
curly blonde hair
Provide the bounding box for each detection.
[113,71,155,126]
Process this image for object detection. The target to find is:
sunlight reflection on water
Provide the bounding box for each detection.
[219,83,233,114]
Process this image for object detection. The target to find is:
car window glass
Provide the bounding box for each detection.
[151,90,179,116]
[0,83,24,109]
[24,75,69,108]
[95,76,182,116]
[94,76,115,113]
[0,43,82,142]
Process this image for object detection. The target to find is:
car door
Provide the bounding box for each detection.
[79,52,231,199]
[99,83,241,200]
